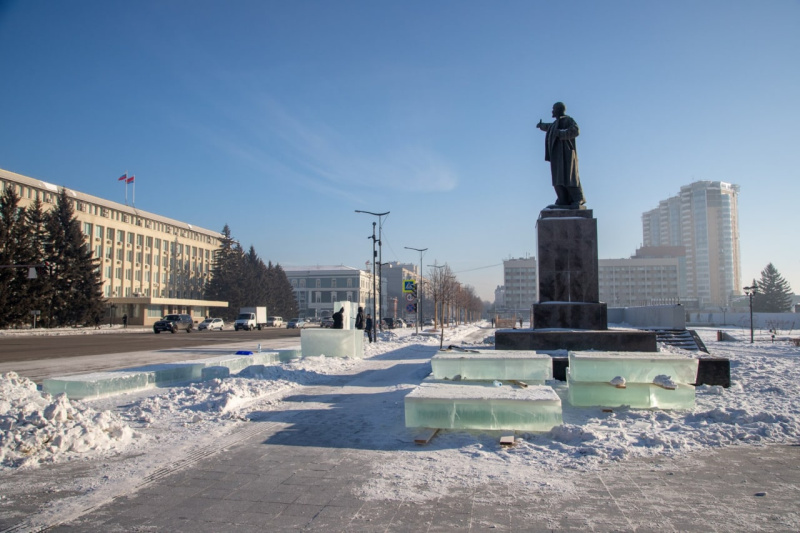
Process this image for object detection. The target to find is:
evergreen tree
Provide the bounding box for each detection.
[268,263,298,319]
[25,197,53,324]
[752,263,793,312]
[205,224,246,321]
[0,188,35,327]
[44,189,105,326]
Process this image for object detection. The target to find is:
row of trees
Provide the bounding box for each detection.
[0,187,104,328]
[426,264,484,327]
[204,225,298,321]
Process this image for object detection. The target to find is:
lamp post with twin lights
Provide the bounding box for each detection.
[355,210,389,342]
[743,283,758,343]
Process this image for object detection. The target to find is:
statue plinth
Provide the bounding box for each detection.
[532,209,606,330]
[496,208,657,353]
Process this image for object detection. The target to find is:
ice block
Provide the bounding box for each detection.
[568,351,698,384]
[566,370,696,409]
[301,329,364,358]
[431,350,552,383]
[42,351,279,400]
[405,380,562,431]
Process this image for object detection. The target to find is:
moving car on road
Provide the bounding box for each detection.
[153,314,194,334]
[198,318,224,331]
[286,318,306,329]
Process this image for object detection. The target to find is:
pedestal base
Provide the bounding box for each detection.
[532,302,607,330]
[495,329,658,352]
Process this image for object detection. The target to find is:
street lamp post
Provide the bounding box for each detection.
[404,246,427,334]
[356,210,389,342]
[743,283,758,343]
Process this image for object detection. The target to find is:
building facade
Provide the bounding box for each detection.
[502,257,537,313]
[642,181,741,308]
[283,265,383,320]
[380,262,425,321]
[598,256,683,307]
[1,168,227,326]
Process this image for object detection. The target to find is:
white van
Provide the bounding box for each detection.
[267,316,283,327]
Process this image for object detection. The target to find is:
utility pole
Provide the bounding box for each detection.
[356,210,389,340]
[404,246,427,334]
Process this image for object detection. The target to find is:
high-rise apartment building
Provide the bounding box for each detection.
[502,257,537,313]
[642,181,740,307]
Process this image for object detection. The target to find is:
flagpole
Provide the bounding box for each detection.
[125,169,128,205]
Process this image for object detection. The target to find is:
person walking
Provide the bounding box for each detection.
[122,314,128,328]
[355,307,365,330]
[365,313,373,343]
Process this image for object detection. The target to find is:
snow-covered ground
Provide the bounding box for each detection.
[1,323,799,512]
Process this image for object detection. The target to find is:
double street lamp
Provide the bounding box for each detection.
[404,246,427,334]
[743,283,759,343]
[355,210,389,342]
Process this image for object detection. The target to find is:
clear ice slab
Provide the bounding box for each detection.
[405,379,562,431]
[567,370,696,409]
[431,350,552,382]
[568,350,699,384]
[301,329,364,358]
[42,351,279,400]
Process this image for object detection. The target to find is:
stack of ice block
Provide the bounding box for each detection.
[405,349,562,431]
[43,351,279,400]
[567,350,699,409]
[431,349,552,383]
[405,380,562,431]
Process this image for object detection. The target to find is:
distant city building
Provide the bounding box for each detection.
[381,262,426,320]
[599,253,684,307]
[503,257,537,312]
[283,265,381,319]
[642,181,741,308]
[494,285,505,308]
[1,168,226,326]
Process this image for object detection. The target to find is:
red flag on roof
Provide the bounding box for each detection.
[126,175,135,183]
[118,174,127,181]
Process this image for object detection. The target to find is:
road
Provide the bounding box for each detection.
[0,327,304,383]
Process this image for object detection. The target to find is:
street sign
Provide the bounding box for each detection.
[403,280,416,293]
[406,303,417,313]
[405,293,416,302]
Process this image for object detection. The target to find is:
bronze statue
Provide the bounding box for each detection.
[537,102,586,209]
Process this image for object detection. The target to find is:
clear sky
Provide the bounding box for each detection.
[1,0,798,301]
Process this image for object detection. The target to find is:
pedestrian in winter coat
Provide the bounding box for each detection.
[332,307,344,329]
[365,314,374,343]
[355,307,365,330]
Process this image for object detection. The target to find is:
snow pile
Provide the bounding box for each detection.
[0,372,135,468]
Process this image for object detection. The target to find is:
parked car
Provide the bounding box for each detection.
[423,318,434,327]
[394,318,406,328]
[267,316,283,327]
[320,317,334,328]
[286,318,306,329]
[154,314,194,334]
[198,317,224,331]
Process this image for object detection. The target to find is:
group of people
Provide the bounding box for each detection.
[330,306,374,343]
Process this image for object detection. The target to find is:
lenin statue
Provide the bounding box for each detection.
[537,102,586,209]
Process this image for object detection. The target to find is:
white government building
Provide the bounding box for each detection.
[0,168,227,326]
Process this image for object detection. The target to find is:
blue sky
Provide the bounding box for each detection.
[1,0,798,301]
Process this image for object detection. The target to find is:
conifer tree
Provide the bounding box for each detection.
[44,189,105,326]
[205,224,246,320]
[268,263,298,319]
[753,263,793,312]
[0,188,35,327]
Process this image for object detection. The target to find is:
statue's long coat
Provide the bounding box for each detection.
[544,115,581,188]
